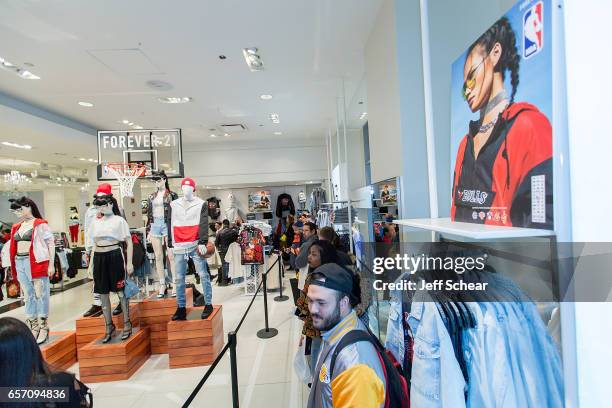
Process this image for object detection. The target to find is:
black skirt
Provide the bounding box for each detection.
[93,248,126,294]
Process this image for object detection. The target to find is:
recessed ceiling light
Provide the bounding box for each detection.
[274,131,282,135]
[157,97,193,104]
[122,119,130,124]
[223,133,231,137]
[359,112,368,120]
[209,134,217,138]
[269,113,280,124]
[88,158,96,162]
[133,125,143,129]
[78,158,86,161]
[17,70,40,80]
[2,141,32,150]
[128,122,134,126]
[78,101,94,107]
[260,94,273,100]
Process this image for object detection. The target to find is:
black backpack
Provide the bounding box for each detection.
[329,329,410,408]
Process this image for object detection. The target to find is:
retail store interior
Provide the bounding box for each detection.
[0,0,609,407]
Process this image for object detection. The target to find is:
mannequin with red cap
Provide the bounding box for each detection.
[168,178,214,320]
[89,184,135,342]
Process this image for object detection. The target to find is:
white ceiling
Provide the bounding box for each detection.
[0,0,381,158]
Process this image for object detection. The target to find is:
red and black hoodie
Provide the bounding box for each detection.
[451,102,553,229]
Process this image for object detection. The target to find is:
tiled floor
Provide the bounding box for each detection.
[1,272,310,408]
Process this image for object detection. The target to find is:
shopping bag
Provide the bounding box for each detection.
[293,342,312,385]
[123,277,140,299]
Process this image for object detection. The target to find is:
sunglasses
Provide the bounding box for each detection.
[152,176,163,181]
[462,52,490,100]
[93,196,113,206]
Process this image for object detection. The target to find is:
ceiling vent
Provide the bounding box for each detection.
[219,124,248,133]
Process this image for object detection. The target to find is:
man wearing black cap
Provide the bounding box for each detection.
[306,264,385,408]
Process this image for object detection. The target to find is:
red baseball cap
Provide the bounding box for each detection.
[96,183,112,196]
[181,178,196,189]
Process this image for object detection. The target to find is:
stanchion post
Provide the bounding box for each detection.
[274,255,289,302]
[228,331,239,408]
[257,270,278,339]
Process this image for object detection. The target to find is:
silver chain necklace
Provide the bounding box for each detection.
[478,116,498,133]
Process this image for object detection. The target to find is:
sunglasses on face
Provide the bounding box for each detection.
[93,195,113,206]
[152,176,163,182]
[462,52,490,100]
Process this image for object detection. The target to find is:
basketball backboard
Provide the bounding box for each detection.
[97,129,184,180]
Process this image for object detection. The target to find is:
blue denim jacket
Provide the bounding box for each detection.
[408,293,467,407]
[463,301,563,408]
[385,292,405,367]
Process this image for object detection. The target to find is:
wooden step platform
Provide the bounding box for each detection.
[78,327,150,383]
[75,303,141,353]
[167,306,224,369]
[40,331,77,371]
[139,288,193,354]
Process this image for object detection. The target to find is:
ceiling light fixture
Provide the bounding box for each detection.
[78,158,86,161]
[269,113,280,124]
[274,131,282,135]
[260,94,272,100]
[78,101,94,107]
[2,141,32,150]
[223,133,231,137]
[209,134,217,138]
[359,112,368,120]
[157,97,193,104]
[122,119,130,124]
[0,57,41,80]
[242,47,264,72]
[88,158,96,162]
[128,122,134,126]
[133,125,143,129]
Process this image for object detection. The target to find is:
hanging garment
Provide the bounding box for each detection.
[225,242,243,280]
[207,197,221,219]
[237,226,264,265]
[225,193,238,223]
[275,193,295,218]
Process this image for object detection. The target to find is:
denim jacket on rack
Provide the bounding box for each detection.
[408,291,467,408]
[385,285,405,366]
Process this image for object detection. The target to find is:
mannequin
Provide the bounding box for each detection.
[225,192,238,223]
[206,196,221,220]
[90,184,134,342]
[68,207,80,246]
[8,196,55,344]
[146,170,178,298]
[168,178,214,320]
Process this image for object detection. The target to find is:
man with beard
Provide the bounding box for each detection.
[306,264,385,408]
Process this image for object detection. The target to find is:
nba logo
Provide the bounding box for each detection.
[523,1,544,59]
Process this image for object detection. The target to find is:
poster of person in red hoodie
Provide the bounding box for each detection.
[451,0,553,229]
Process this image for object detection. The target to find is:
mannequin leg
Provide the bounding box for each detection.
[15,256,39,338]
[118,291,132,340]
[151,236,166,296]
[171,251,188,321]
[165,236,176,296]
[33,277,50,344]
[100,293,115,343]
[193,254,213,319]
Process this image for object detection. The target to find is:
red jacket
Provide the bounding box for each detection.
[451,102,553,229]
[10,218,52,280]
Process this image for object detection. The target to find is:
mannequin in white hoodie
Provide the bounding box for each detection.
[225,192,238,223]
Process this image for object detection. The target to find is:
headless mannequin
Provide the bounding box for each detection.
[147,177,177,298]
[10,202,55,344]
[91,199,134,342]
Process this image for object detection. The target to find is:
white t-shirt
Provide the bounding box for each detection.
[92,215,131,242]
[152,191,164,218]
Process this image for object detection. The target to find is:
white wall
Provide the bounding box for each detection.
[365,0,402,184]
[182,139,327,187]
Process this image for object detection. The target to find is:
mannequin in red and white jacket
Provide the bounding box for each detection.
[167,178,213,320]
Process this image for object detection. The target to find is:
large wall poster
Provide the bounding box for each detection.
[248,190,272,213]
[450,0,553,229]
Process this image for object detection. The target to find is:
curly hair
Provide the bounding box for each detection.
[468,17,520,102]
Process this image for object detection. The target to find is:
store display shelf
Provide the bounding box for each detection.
[394,217,555,240]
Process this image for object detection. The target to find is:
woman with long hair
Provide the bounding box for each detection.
[8,196,55,344]
[0,317,91,406]
[452,17,552,229]
[318,226,352,266]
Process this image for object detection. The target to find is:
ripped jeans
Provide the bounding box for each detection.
[15,255,50,318]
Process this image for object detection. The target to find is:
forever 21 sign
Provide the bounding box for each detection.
[100,132,177,150]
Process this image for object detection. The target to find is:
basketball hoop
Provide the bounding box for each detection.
[103,162,148,201]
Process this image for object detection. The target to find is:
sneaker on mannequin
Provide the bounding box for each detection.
[171,307,186,321]
[83,304,103,317]
[37,317,49,345]
[112,303,122,316]
[201,304,214,320]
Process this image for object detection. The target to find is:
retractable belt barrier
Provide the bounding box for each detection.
[183,255,282,408]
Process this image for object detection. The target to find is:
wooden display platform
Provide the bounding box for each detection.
[78,327,150,383]
[40,331,77,371]
[75,303,141,353]
[167,306,224,369]
[139,288,193,354]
